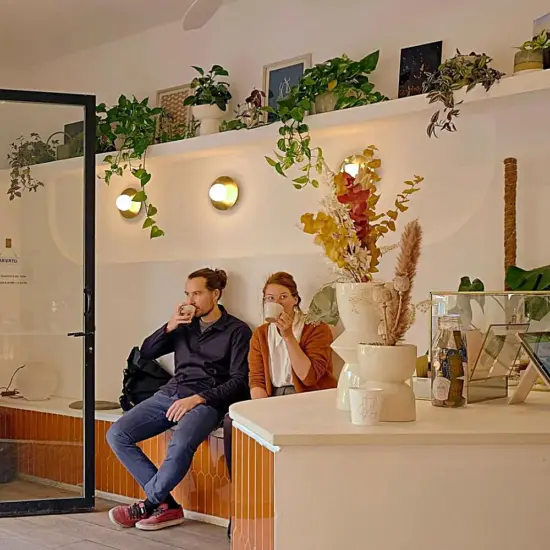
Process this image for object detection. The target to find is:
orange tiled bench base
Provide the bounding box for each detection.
[232,425,275,550]
[0,406,230,519]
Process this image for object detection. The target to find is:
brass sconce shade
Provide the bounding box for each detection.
[209,176,239,210]
[339,154,371,179]
[116,188,143,219]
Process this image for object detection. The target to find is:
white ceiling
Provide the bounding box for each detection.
[0,0,215,69]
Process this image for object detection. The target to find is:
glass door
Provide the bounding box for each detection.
[0,89,95,516]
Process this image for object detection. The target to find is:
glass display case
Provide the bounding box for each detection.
[429,292,550,405]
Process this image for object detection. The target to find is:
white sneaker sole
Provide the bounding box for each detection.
[135,517,185,531]
[108,508,135,528]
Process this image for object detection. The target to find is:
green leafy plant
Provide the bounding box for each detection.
[96,95,165,238]
[506,265,550,321]
[183,65,232,111]
[423,51,505,138]
[300,52,387,110]
[516,31,550,52]
[6,133,58,200]
[458,276,485,293]
[265,51,386,189]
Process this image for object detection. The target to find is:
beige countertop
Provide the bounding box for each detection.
[229,389,550,447]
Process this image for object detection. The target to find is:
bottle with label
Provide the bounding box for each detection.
[431,314,467,408]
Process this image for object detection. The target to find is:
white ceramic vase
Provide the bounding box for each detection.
[192,104,226,136]
[333,282,383,410]
[357,343,417,422]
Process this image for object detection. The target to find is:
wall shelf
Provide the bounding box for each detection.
[3,69,550,178]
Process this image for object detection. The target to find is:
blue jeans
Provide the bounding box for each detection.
[106,391,222,505]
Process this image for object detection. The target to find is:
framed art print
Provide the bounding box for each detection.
[263,54,312,122]
[398,41,442,98]
[155,84,193,140]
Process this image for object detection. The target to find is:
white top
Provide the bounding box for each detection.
[229,388,550,447]
[268,312,305,388]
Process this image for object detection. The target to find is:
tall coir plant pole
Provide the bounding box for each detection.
[504,157,518,290]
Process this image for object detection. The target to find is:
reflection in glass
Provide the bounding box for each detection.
[0,99,86,503]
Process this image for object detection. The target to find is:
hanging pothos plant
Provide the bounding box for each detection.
[265,51,387,189]
[6,133,58,200]
[96,95,165,238]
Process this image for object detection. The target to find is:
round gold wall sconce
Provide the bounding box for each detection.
[116,187,143,219]
[209,176,239,211]
[339,154,371,179]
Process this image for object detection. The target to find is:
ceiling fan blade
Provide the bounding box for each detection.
[182,0,223,31]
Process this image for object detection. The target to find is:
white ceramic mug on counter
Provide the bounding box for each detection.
[264,302,284,323]
[349,387,384,426]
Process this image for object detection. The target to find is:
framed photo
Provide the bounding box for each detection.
[470,323,529,381]
[533,13,550,69]
[263,54,312,122]
[398,41,442,98]
[155,84,193,140]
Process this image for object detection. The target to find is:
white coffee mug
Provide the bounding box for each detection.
[349,387,384,426]
[264,302,284,323]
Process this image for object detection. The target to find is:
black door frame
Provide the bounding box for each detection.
[0,89,96,516]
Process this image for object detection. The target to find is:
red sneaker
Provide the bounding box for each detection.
[108,502,149,528]
[135,503,184,531]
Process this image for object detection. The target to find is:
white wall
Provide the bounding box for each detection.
[2,0,550,401]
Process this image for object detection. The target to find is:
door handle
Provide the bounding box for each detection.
[67,332,94,337]
[84,286,92,317]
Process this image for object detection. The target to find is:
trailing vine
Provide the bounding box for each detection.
[265,51,387,189]
[96,95,165,238]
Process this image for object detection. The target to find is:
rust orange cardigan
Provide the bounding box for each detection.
[248,322,337,396]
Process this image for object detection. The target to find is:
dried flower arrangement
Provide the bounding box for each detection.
[300,145,423,282]
[372,220,423,345]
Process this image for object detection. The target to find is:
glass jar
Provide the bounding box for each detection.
[431,315,467,408]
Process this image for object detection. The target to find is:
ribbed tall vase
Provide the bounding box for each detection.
[333,282,383,410]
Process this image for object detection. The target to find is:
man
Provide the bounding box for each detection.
[107,268,251,531]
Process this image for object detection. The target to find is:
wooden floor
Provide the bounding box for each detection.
[0,483,228,549]
[0,479,79,502]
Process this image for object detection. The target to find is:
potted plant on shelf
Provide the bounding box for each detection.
[302,52,388,114]
[513,31,550,73]
[422,50,505,138]
[357,219,423,422]
[265,51,387,188]
[299,145,423,409]
[220,88,267,132]
[6,133,58,200]
[96,95,165,238]
[183,64,232,136]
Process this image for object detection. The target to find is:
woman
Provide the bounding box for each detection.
[248,271,337,397]
[223,272,336,538]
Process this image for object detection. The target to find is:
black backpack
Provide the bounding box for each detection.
[119,347,172,411]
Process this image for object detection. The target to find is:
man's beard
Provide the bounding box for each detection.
[198,303,215,318]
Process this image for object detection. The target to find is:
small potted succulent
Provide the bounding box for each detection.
[514,31,550,73]
[423,50,505,138]
[183,65,232,135]
[357,219,423,422]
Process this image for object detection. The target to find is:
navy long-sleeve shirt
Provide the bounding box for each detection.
[140,306,252,413]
